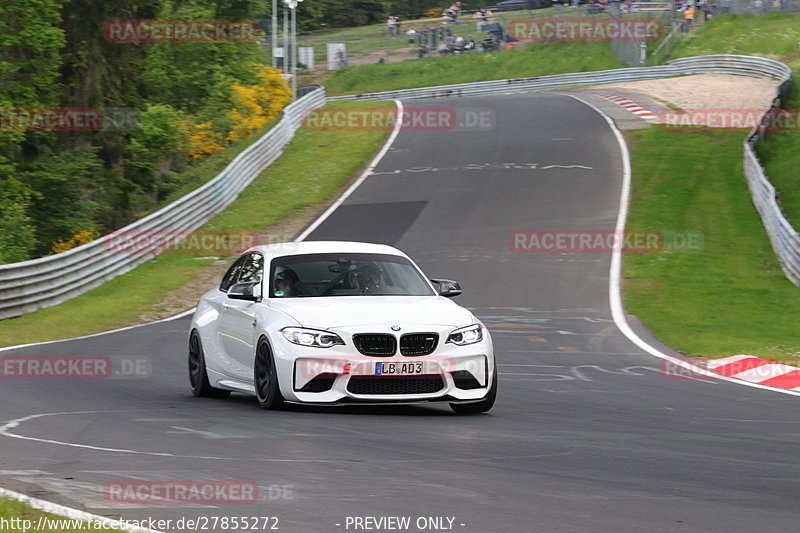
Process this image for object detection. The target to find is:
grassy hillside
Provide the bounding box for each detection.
[324,41,625,95]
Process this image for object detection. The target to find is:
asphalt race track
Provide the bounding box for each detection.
[2,93,800,533]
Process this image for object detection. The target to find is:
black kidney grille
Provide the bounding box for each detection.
[353,334,397,356]
[400,333,439,356]
[347,375,444,395]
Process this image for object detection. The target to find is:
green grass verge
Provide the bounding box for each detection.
[623,126,800,365]
[0,101,393,347]
[0,496,123,533]
[672,12,800,71]
[324,41,625,95]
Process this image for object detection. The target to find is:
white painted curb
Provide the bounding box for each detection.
[0,487,164,533]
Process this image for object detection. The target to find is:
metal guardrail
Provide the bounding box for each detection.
[0,87,326,320]
[330,55,788,101]
[744,75,799,285]
[333,54,800,286]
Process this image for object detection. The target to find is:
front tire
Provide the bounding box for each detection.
[254,337,285,410]
[188,330,230,398]
[450,363,497,415]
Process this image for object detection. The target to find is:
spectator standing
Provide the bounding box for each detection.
[474,9,486,31]
[448,3,461,24]
[336,49,348,67]
[684,5,695,31]
[695,0,706,21]
[387,16,397,36]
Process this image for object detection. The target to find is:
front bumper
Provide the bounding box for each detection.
[273,325,494,404]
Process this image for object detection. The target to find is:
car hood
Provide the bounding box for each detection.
[268,296,475,329]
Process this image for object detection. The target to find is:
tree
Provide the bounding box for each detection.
[128,104,190,203]
[17,145,103,256]
[0,177,37,263]
[318,0,390,28]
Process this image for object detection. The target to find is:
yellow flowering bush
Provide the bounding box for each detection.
[186,121,226,159]
[227,64,291,141]
[51,228,99,254]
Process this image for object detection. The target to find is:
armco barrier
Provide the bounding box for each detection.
[330,55,790,101]
[0,87,326,320]
[333,54,799,286]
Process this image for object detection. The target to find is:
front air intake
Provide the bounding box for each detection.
[347,375,444,395]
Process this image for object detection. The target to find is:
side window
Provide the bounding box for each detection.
[238,253,264,284]
[219,256,247,292]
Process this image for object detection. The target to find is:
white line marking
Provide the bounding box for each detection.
[168,426,225,438]
[0,412,175,457]
[294,100,404,242]
[566,94,800,397]
[540,164,593,170]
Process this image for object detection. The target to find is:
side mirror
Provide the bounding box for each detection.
[227,282,262,302]
[431,278,462,298]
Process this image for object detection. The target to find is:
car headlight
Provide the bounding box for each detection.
[446,324,483,346]
[281,327,345,348]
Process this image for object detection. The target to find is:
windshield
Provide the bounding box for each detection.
[269,252,436,298]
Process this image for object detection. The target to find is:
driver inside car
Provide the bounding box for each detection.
[274,267,300,297]
[351,263,385,294]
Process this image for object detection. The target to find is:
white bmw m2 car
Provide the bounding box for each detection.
[188,241,496,414]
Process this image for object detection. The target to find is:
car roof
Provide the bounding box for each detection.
[247,241,407,259]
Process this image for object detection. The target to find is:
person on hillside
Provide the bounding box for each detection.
[684,5,695,31]
[474,8,493,30]
[474,8,486,30]
[447,3,461,24]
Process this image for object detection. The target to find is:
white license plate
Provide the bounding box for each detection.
[375,361,423,376]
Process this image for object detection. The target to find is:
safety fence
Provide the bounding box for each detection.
[744,70,799,285]
[0,87,326,320]
[333,54,799,286]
